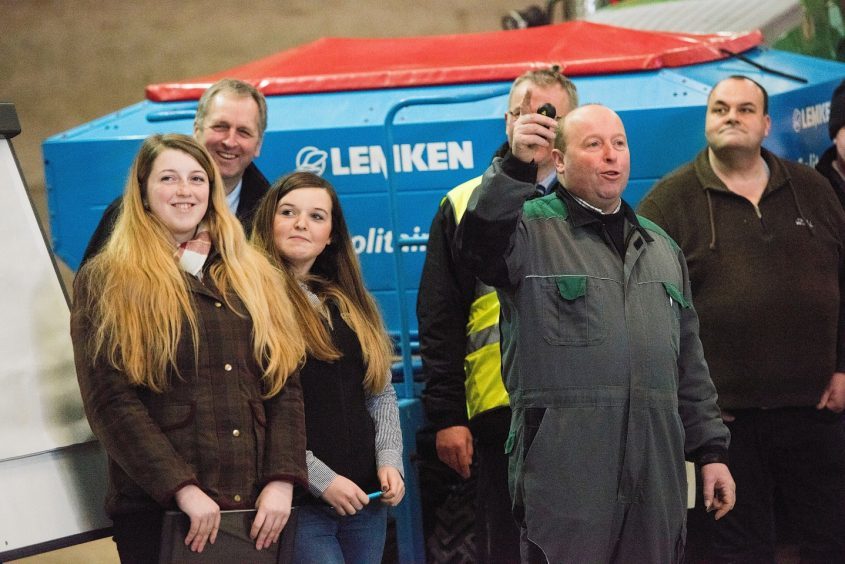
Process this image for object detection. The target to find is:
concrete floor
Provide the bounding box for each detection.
[9,538,118,563]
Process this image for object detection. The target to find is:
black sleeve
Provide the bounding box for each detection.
[80,197,122,267]
[418,200,476,430]
[454,152,536,287]
[815,166,845,373]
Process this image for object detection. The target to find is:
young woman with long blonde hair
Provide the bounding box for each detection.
[71,134,327,562]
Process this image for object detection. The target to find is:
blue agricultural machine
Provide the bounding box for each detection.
[43,21,845,562]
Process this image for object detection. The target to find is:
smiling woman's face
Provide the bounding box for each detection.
[145,148,209,244]
[273,187,333,277]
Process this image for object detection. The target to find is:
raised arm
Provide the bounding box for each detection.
[454,90,557,287]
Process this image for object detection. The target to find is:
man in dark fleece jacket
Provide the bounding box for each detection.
[640,75,845,563]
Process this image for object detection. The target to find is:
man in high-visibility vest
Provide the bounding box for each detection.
[418,67,578,563]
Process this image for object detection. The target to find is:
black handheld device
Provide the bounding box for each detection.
[537,103,556,119]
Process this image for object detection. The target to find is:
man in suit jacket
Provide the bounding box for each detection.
[81,78,270,264]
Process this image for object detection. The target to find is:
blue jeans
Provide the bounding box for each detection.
[293,502,387,563]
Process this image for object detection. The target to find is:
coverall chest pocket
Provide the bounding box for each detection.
[541,275,605,346]
[651,281,689,355]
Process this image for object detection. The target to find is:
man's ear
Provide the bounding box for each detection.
[254,137,262,159]
[552,148,565,175]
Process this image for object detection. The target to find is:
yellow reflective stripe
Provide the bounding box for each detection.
[464,342,509,419]
[445,177,510,419]
[446,175,482,224]
[466,290,499,336]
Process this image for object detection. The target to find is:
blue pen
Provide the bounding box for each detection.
[367,491,384,500]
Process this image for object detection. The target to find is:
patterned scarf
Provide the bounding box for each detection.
[174,224,211,279]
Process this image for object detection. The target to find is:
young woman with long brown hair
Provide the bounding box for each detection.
[251,171,405,563]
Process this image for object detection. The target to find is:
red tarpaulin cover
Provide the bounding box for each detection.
[146,21,762,102]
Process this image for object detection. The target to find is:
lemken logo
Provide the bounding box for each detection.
[295,146,329,175]
[792,101,830,133]
[296,141,474,178]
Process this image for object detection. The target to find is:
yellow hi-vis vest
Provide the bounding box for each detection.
[446,176,510,420]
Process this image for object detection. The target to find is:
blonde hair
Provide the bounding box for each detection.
[509,66,579,112]
[251,172,394,394]
[78,133,305,397]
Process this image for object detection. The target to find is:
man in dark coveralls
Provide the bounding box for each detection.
[456,96,735,563]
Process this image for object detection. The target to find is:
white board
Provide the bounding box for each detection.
[0,125,110,559]
[0,139,92,461]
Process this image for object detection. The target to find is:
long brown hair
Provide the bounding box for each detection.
[251,171,393,393]
[77,133,305,397]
